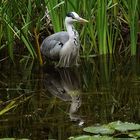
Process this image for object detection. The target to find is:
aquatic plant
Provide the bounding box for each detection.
[69,121,140,140]
[0,0,140,63]
[0,0,46,61]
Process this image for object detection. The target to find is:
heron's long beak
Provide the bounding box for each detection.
[77,17,89,23]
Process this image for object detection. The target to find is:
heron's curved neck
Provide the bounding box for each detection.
[65,22,77,39]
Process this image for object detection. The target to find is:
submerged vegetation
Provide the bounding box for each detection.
[0,0,140,63]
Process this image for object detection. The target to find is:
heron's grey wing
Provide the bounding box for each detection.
[40,31,69,60]
[41,39,62,59]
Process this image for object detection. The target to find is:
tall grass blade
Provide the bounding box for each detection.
[6,21,14,60]
[128,0,138,55]
[46,0,65,32]
[0,101,16,116]
[97,0,108,55]
[3,6,14,60]
[21,34,36,58]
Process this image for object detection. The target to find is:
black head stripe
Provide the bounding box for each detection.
[66,12,75,19]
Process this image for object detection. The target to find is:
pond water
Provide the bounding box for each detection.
[0,56,140,140]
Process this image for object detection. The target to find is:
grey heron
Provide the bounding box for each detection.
[40,12,88,67]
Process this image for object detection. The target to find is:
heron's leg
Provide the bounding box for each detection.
[75,62,80,67]
[74,54,80,67]
[56,55,67,68]
[56,53,72,68]
[56,59,63,68]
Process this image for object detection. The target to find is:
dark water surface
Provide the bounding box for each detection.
[0,56,140,140]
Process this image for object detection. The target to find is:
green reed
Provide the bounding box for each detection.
[0,0,140,62]
[97,0,107,55]
[1,1,14,60]
[107,0,119,54]
[46,0,65,32]
[46,0,139,56]
[1,0,45,60]
[127,0,138,55]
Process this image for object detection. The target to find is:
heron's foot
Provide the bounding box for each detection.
[56,60,72,68]
[55,63,70,68]
[55,64,60,68]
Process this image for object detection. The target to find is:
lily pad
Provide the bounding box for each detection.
[68,135,92,140]
[0,139,15,140]
[83,125,115,135]
[115,138,137,140]
[69,135,114,140]
[128,131,140,138]
[0,138,29,140]
[109,121,140,132]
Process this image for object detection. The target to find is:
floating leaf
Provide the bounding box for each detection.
[109,121,140,132]
[83,125,115,134]
[91,135,114,140]
[0,139,15,140]
[69,135,114,140]
[68,135,92,140]
[128,131,140,138]
[0,138,29,140]
[116,138,137,140]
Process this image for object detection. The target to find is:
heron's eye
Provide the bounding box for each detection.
[71,16,75,19]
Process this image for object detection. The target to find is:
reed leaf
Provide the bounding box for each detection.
[23,0,32,36]
[6,20,14,60]
[21,34,36,58]
[0,101,17,116]
[46,0,65,32]
[107,1,119,54]
[0,0,140,61]
[127,0,138,55]
[97,0,108,55]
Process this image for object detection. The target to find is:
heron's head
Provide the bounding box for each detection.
[65,12,88,24]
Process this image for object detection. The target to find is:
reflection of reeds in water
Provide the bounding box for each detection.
[81,56,140,124]
[0,56,140,139]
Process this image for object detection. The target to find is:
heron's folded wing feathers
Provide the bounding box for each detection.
[41,31,69,60]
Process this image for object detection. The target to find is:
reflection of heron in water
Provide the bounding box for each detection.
[43,67,83,125]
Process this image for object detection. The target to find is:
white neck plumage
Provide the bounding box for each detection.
[66,24,76,38]
[64,17,80,48]
[65,17,78,39]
